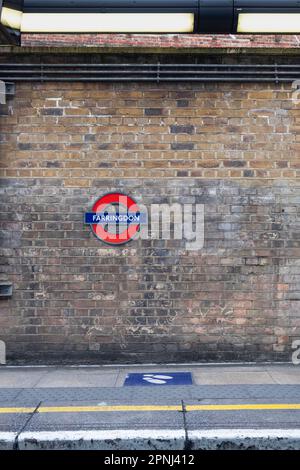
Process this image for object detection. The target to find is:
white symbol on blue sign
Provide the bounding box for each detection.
[124,372,192,386]
[142,374,174,384]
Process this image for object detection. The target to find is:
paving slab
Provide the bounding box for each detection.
[267,368,300,385]
[0,368,51,388]
[192,370,275,385]
[35,370,118,388]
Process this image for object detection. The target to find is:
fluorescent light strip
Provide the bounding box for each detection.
[0,7,23,30]
[238,13,300,33]
[18,12,195,33]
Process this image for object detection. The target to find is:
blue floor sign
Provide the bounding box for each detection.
[124,372,193,386]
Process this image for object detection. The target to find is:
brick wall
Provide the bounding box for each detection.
[1,77,300,180]
[22,33,300,50]
[0,52,300,363]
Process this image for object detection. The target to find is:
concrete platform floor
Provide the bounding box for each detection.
[0,363,300,450]
[1,363,300,388]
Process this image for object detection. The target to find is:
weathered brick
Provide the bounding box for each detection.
[223,160,247,168]
[171,143,194,151]
[144,108,164,116]
[170,125,195,135]
[40,108,63,116]
[0,53,299,363]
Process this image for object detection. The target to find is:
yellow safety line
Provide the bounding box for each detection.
[0,404,300,414]
[0,407,36,414]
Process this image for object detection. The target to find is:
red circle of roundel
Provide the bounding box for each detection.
[91,192,140,245]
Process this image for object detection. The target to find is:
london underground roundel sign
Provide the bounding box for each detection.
[85,193,141,245]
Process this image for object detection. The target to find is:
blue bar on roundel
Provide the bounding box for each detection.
[84,212,147,224]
